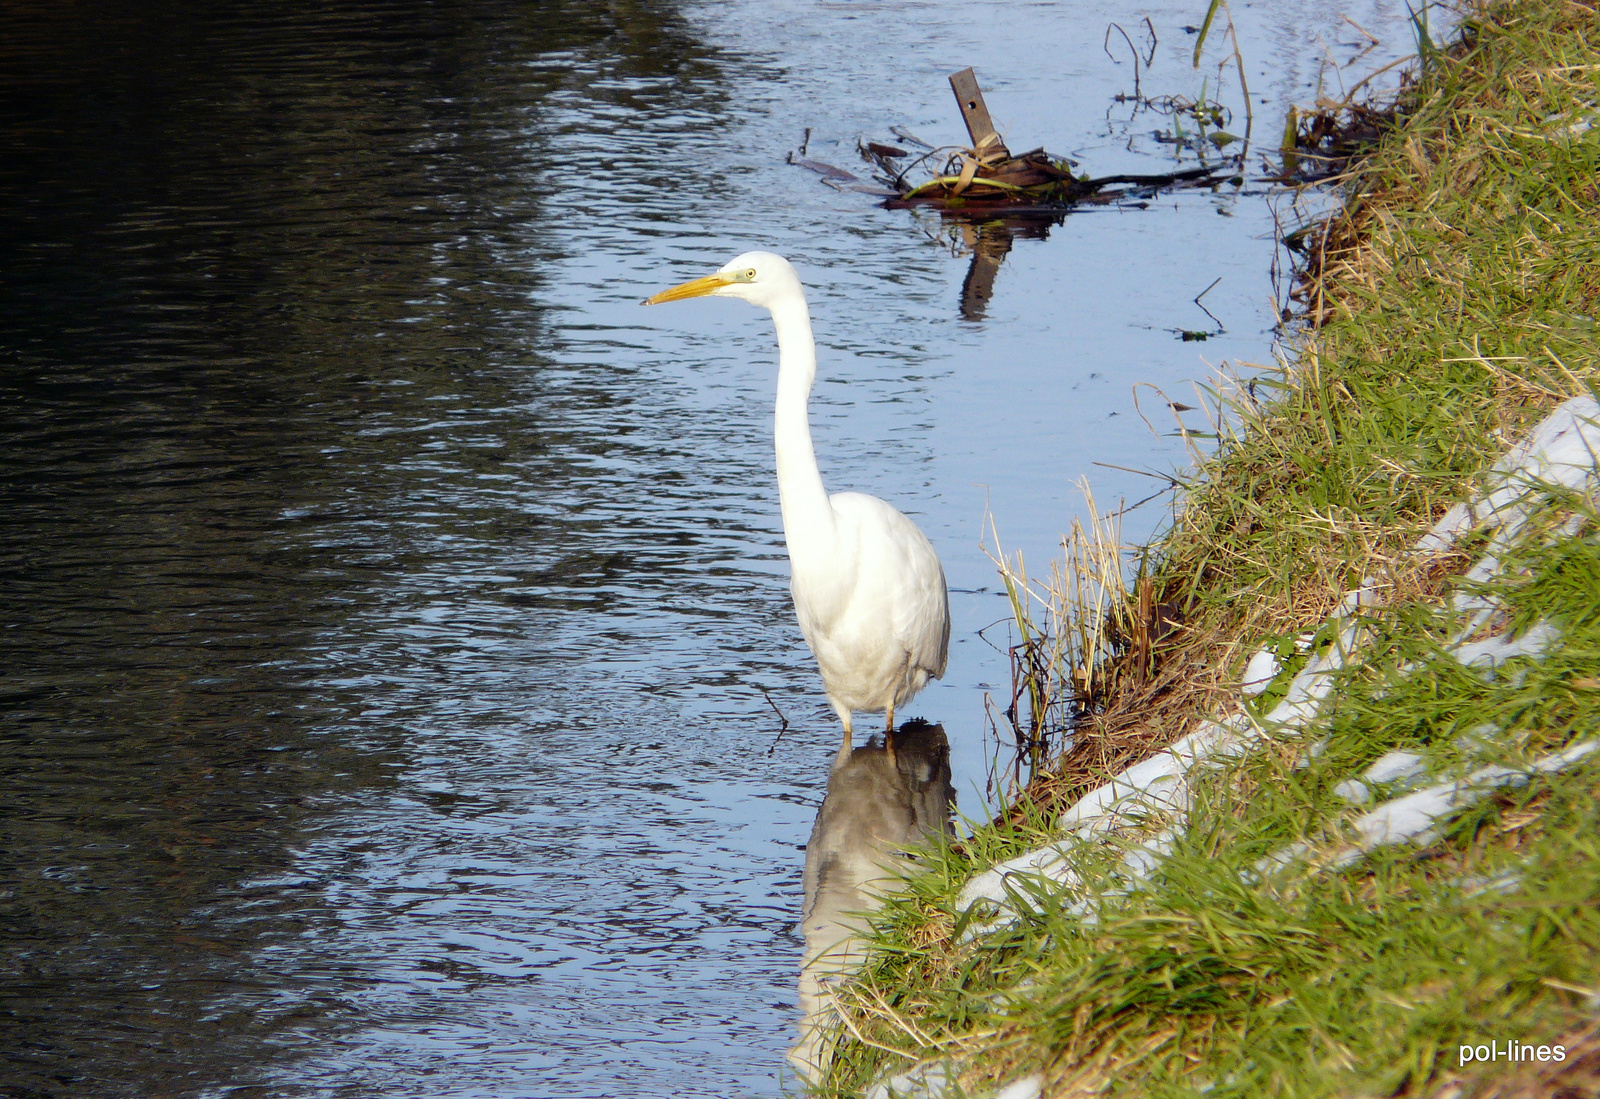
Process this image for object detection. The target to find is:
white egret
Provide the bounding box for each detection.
[645,252,950,757]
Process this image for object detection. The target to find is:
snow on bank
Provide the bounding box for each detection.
[958,396,1600,931]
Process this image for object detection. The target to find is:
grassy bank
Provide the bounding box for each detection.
[812,2,1600,1095]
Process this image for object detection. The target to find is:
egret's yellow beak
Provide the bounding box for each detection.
[643,272,731,305]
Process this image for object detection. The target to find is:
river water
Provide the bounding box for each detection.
[1,1,1423,1095]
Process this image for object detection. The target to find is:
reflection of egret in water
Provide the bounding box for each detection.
[789,720,955,1081]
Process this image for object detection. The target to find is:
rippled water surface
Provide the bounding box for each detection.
[2,1,1426,1094]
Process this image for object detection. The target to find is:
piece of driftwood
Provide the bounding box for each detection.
[791,66,1237,215]
[948,68,1008,158]
[883,160,1225,210]
[786,151,900,197]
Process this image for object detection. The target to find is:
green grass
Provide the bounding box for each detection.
[1159,0,1600,645]
[816,489,1600,1099]
[810,2,1600,1095]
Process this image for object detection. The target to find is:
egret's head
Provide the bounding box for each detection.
[644,251,802,312]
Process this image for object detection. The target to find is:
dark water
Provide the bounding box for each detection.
[1,0,1424,1094]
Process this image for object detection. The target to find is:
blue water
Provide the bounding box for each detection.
[0,0,1424,1093]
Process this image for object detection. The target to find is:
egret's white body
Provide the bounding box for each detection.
[646,251,950,754]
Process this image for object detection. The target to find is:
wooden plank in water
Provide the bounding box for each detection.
[948,68,1007,155]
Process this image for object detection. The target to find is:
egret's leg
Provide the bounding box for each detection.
[885,702,895,733]
[830,698,854,768]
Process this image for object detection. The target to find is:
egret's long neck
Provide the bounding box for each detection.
[768,292,835,559]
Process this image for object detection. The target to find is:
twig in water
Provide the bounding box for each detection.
[761,689,791,755]
[1123,484,1176,513]
[976,616,1020,657]
[1105,22,1143,101]
[1193,276,1225,331]
[889,125,933,150]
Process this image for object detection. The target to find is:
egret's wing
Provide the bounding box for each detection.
[831,492,950,679]
[893,526,950,679]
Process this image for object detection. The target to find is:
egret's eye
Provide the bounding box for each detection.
[745,268,757,280]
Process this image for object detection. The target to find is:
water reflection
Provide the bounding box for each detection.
[948,218,1058,321]
[0,1,756,1094]
[1,0,1444,1090]
[791,720,955,1081]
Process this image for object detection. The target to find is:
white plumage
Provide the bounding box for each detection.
[646,251,950,755]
